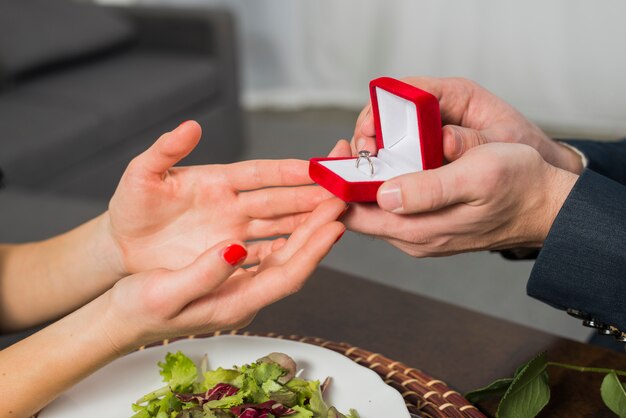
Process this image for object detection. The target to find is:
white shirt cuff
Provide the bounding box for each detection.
[558,141,589,169]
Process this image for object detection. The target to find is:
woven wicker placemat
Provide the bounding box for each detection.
[143,330,486,418]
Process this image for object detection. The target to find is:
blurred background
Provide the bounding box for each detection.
[2,0,626,342]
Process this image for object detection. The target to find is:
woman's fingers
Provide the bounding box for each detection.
[244,238,287,265]
[205,221,345,316]
[225,159,313,191]
[278,221,345,287]
[250,221,345,308]
[155,240,247,308]
[128,121,202,178]
[239,185,331,219]
[246,212,310,240]
[267,198,346,262]
[158,214,344,329]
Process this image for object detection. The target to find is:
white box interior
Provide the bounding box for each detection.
[319,87,423,182]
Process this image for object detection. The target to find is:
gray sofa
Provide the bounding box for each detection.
[0,0,244,347]
[0,0,243,200]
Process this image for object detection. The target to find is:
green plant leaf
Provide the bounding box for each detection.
[466,378,514,403]
[601,371,626,417]
[496,352,550,418]
[465,357,537,405]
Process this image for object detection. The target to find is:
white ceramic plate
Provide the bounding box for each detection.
[40,335,410,417]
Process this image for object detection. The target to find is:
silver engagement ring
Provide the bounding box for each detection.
[355,150,374,177]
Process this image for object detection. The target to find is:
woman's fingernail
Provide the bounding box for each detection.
[378,184,403,212]
[452,128,463,156]
[221,244,247,266]
[356,137,366,151]
[334,230,346,244]
[339,205,350,219]
[178,120,192,128]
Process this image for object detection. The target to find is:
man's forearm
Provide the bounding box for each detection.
[527,169,626,331]
[0,213,124,332]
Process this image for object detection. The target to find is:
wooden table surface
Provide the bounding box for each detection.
[244,267,626,417]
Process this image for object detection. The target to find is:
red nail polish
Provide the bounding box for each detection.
[334,230,346,244]
[339,205,350,219]
[222,244,247,266]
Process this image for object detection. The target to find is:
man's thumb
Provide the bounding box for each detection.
[443,125,488,162]
[377,162,473,215]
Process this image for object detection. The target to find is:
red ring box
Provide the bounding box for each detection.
[309,77,443,202]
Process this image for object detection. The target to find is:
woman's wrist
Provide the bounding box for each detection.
[92,212,128,280]
[98,287,148,355]
[0,214,129,331]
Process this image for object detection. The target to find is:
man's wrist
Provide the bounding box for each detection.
[540,166,579,243]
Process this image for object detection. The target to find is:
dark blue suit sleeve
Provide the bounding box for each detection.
[500,139,626,261]
[565,138,626,186]
[527,169,626,331]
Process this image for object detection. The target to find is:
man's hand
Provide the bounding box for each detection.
[107,121,331,275]
[343,143,578,257]
[350,77,584,174]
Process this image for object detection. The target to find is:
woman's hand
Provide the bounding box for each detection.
[103,198,346,352]
[347,77,584,174]
[0,199,345,418]
[0,121,333,332]
[107,121,331,276]
[342,143,578,257]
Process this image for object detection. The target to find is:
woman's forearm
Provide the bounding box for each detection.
[0,197,346,418]
[0,213,124,332]
[0,292,124,418]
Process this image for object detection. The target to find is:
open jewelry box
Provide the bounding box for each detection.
[309,77,443,202]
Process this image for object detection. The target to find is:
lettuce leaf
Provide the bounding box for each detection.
[289,405,314,418]
[234,361,287,404]
[261,380,283,394]
[285,378,317,407]
[202,392,245,409]
[252,362,285,383]
[133,351,358,418]
[201,367,241,391]
[158,351,198,392]
[132,391,183,418]
[308,381,329,416]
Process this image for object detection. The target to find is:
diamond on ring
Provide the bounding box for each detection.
[355,150,374,177]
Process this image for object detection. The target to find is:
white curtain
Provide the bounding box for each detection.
[103,0,626,136]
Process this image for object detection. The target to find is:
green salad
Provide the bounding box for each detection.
[132,351,359,418]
